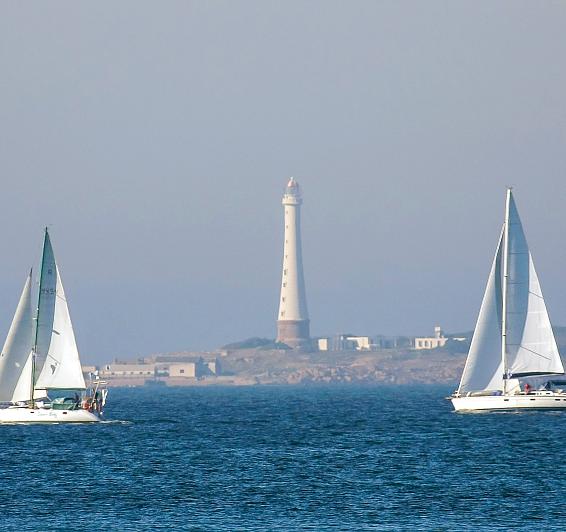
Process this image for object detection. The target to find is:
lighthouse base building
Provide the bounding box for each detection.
[277,319,311,350]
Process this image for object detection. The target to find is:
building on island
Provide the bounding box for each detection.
[346,336,372,351]
[317,338,330,351]
[168,363,197,378]
[317,335,374,352]
[99,363,157,378]
[316,334,414,352]
[373,335,412,349]
[92,355,220,383]
[413,326,447,350]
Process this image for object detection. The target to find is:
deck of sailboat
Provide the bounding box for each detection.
[452,391,566,412]
[0,406,101,423]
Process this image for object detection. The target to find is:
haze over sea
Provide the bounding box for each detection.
[2,2,566,360]
[2,385,565,531]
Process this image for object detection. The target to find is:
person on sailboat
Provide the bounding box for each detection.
[83,396,92,411]
[93,390,101,413]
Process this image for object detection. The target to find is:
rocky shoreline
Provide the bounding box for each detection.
[220,348,466,386]
[101,348,466,387]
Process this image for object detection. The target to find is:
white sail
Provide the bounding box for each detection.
[34,231,57,383]
[35,268,86,390]
[458,190,564,395]
[0,273,34,402]
[505,194,564,378]
[11,352,32,403]
[11,352,49,402]
[458,229,504,393]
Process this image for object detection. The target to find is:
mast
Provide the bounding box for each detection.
[30,228,49,407]
[501,189,511,395]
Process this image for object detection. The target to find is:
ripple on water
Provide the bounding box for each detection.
[1,385,566,531]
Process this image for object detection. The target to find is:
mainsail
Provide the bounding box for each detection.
[458,190,564,394]
[0,273,33,402]
[34,267,86,390]
[33,231,57,383]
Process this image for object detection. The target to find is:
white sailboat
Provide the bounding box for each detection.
[452,188,566,411]
[0,228,107,423]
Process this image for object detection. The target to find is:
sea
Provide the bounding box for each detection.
[2,384,566,531]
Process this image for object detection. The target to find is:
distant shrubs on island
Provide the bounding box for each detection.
[221,337,291,350]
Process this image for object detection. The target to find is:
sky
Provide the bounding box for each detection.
[1,2,566,363]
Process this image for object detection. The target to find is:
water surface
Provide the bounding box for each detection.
[1,385,565,530]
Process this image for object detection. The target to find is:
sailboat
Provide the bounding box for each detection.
[0,228,107,423]
[451,188,566,411]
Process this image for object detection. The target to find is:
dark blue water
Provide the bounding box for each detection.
[2,385,566,531]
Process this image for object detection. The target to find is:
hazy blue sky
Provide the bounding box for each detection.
[1,2,566,362]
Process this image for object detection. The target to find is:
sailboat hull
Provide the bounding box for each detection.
[0,406,101,423]
[452,393,566,412]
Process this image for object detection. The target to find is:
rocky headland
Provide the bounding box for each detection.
[218,348,466,386]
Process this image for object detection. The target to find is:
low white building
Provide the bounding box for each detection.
[99,364,156,378]
[414,326,448,350]
[346,336,372,351]
[317,338,330,351]
[317,335,374,352]
[205,361,219,375]
[168,363,197,378]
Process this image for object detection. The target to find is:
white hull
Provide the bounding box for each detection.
[452,392,566,412]
[0,406,101,423]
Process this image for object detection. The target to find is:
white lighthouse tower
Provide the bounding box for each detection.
[277,177,311,350]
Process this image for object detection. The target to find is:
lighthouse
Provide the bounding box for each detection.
[276,177,311,350]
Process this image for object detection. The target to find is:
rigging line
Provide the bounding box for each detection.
[506,343,552,360]
[44,353,60,363]
[527,291,544,299]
